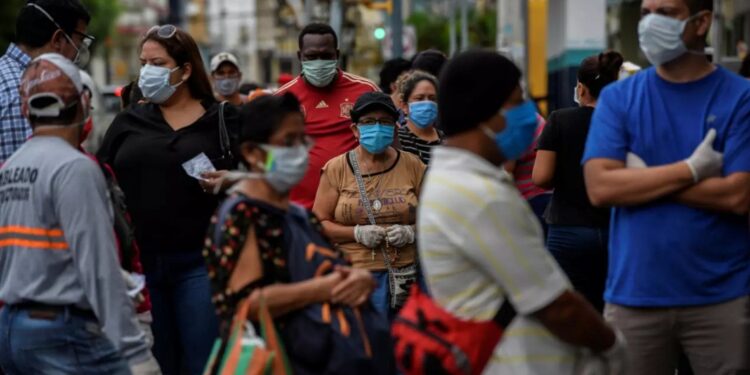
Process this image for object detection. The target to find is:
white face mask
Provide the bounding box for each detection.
[638,12,702,66]
[573,85,581,105]
[138,64,183,104]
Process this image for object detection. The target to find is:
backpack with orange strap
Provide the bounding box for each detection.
[211,195,394,375]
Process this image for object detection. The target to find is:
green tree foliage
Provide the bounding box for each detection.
[0,0,26,52]
[0,0,120,53]
[406,11,449,52]
[81,0,121,52]
[407,9,497,55]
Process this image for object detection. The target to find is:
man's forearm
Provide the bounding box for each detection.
[585,159,694,207]
[674,173,750,214]
[533,290,615,352]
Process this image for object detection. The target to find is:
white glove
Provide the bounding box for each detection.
[600,328,628,375]
[577,352,607,375]
[625,152,647,169]
[386,225,415,248]
[354,225,386,248]
[121,269,146,305]
[685,128,723,182]
[130,354,161,375]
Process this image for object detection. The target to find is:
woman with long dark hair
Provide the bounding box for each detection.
[532,50,624,312]
[98,25,235,374]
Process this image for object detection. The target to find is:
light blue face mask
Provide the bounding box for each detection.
[482,100,538,161]
[214,143,310,194]
[302,59,338,87]
[408,101,438,128]
[138,64,183,104]
[358,123,395,154]
[215,77,240,97]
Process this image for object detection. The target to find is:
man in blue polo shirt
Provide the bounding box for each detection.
[583,0,750,374]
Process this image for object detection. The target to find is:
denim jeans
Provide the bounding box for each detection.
[371,267,427,322]
[141,251,219,375]
[546,225,608,312]
[0,305,130,375]
[528,193,552,240]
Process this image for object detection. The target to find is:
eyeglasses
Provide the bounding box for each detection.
[73,31,95,49]
[358,118,396,126]
[147,25,178,39]
[27,3,96,48]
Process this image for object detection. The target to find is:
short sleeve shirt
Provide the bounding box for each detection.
[583,67,750,307]
[537,106,609,227]
[419,146,581,374]
[321,149,425,270]
[275,70,379,209]
[512,115,551,200]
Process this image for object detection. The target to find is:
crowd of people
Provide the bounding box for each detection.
[0,0,749,374]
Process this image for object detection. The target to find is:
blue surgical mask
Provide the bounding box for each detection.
[408,101,438,128]
[482,100,538,161]
[139,64,183,104]
[358,124,394,154]
[302,59,338,87]
[638,13,701,66]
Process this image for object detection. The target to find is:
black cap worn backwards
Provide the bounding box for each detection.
[350,91,399,124]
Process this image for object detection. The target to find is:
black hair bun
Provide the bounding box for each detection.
[598,50,624,81]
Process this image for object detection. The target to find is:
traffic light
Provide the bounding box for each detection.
[374,27,386,40]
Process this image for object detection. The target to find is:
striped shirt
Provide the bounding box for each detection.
[513,114,551,200]
[418,146,586,374]
[397,126,442,165]
[0,43,32,164]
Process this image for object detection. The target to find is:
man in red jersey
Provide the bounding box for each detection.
[276,23,379,208]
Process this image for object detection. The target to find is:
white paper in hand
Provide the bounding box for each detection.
[182,153,216,181]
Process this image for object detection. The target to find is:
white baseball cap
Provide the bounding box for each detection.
[20,53,84,118]
[210,52,240,73]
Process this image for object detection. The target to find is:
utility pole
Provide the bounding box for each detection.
[392,0,403,58]
[496,0,525,74]
[711,0,723,64]
[330,0,343,41]
[305,0,316,24]
[448,0,456,55]
[220,0,227,50]
[459,0,468,51]
[168,0,183,27]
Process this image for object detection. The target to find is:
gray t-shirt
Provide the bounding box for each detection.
[0,136,149,363]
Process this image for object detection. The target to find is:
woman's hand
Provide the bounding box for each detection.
[354,225,386,248]
[386,225,415,247]
[331,266,376,307]
[199,170,231,194]
[317,271,344,302]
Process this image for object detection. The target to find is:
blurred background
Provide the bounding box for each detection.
[1,0,747,115]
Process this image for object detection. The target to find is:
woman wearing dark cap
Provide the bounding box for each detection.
[532,51,624,312]
[204,93,392,374]
[396,70,442,165]
[97,25,236,374]
[314,92,426,320]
